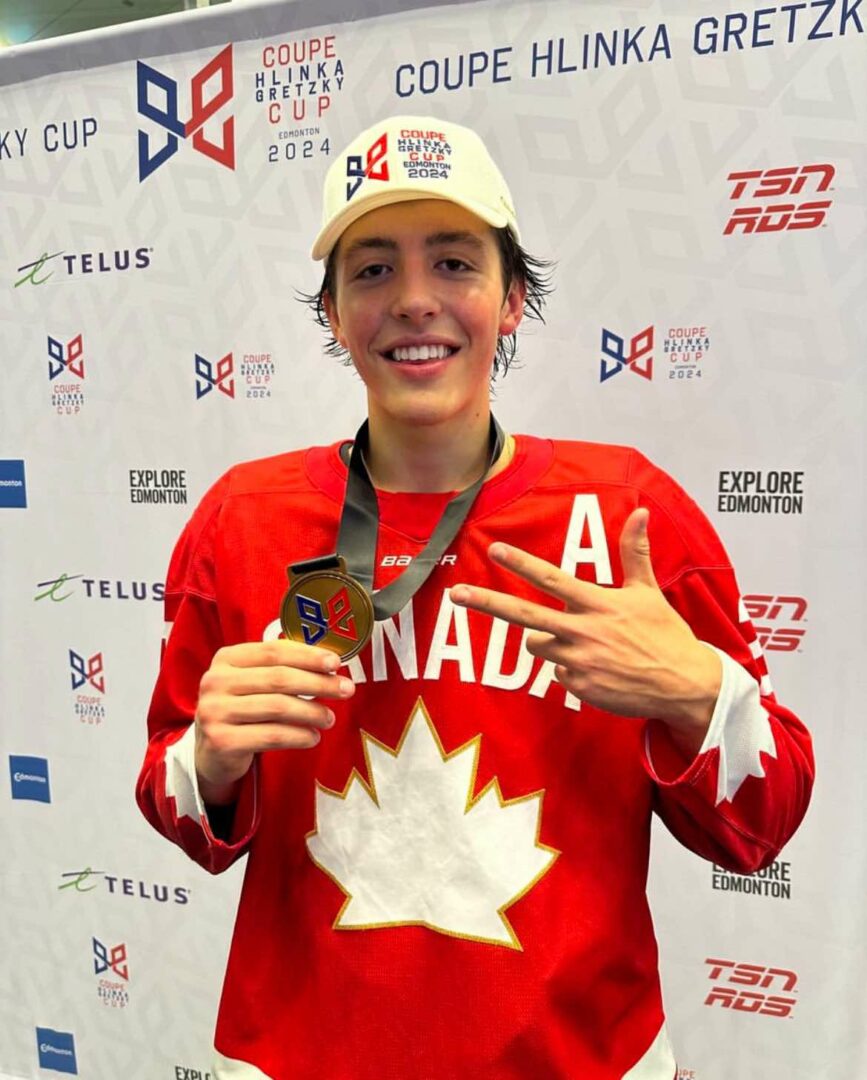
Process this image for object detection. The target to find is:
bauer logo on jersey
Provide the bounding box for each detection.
[48,334,84,380]
[136,44,235,182]
[195,352,235,399]
[599,325,653,382]
[346,132,389,200]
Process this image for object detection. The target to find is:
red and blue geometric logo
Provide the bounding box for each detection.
[600,326,653,383]
[346,132,389,201]
[296,586,358,646]
[48,334,84,380]
[70,650,105,694]
[137,44,235,182]
[195,352,235,399]
[92,938,129,980]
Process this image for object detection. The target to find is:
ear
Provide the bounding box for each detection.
[322,290,347,351]
[499,278,526,337]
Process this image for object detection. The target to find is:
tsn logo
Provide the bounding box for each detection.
[704,958,798,1018]
[743,594,807,653]
[381,554,457,567]
[724,163,833,235]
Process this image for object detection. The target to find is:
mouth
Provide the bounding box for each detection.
[382,344,459,365]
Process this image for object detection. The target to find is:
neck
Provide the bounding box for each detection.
[363,406,512,493]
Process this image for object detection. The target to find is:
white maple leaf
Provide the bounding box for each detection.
[307,698,558,949]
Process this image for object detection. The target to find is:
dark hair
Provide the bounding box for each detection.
[297,227,554,377]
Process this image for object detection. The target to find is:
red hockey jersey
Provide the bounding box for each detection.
[136,436,813,1080]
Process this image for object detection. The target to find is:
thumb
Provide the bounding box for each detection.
[620,508,658,587]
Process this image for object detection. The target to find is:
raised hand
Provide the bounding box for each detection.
[450,509,721,749]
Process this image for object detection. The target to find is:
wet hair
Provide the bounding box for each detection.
[297,227,554,377]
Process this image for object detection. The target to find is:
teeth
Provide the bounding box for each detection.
[390,344,453,362]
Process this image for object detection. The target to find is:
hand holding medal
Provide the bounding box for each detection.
[192,639,356,804]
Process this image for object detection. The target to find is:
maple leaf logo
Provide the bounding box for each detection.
[307,698,558,949]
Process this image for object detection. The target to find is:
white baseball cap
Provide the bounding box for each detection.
[311,115,520,261]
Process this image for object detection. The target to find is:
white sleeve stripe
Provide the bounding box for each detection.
[212,1051,272,1078]
[621,1023,676,1079]
[700,645,777,805]
[163,723,207,825]
[738,599,749,623]
[760,673,774,696]
[748,639,764,659]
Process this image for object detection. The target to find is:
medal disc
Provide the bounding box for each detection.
[280,557,374,662]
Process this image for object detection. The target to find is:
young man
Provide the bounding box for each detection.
[137,116,814,1080]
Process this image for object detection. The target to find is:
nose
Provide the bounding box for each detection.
[389,263,441,323]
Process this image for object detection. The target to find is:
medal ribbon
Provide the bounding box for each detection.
[328,416,504,620]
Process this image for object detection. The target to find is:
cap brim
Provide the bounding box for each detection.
[310,188,517,261]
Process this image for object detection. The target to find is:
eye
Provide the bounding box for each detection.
[438,257,472,272]
[355,262,391,280]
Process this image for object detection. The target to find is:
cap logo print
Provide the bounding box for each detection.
[345,133,389,201]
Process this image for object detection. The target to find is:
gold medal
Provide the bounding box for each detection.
[280,556,374,662]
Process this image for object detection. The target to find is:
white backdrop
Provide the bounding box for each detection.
[1,0,864,1077]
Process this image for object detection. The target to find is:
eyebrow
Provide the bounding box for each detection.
[343,230,487,258]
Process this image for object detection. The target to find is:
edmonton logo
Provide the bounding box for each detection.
[129,468,188,506]
[137,44,235,181]
[36,1028,77,1075]
[0,459,27,508]
[712,858,792,899]
[9,756,51,803]
[717,470,804,514]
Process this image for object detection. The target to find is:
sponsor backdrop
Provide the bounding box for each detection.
[0,0,864,1076]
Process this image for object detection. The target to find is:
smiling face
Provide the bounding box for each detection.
[323,199,525,433]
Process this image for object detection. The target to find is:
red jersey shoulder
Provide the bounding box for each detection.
[530,438,636,490]
[165,447,320,599]
[529,439,731,584]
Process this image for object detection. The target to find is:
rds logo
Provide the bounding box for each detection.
[704,957,798,1018]
[724,163,834,235]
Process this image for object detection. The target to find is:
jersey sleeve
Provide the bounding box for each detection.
[628,451,814,874]
[135,471,260,874]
